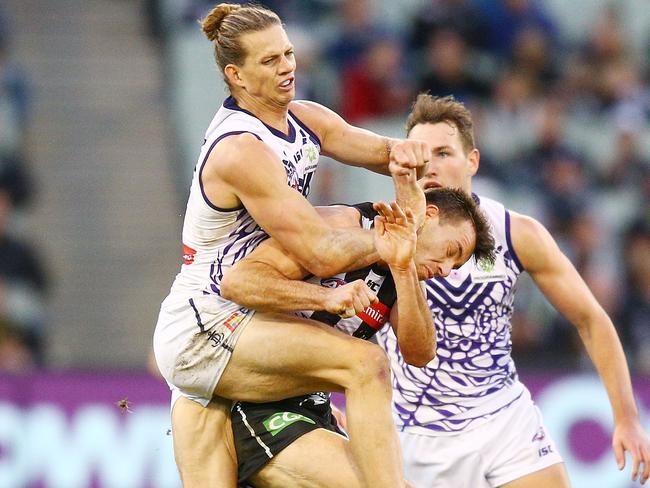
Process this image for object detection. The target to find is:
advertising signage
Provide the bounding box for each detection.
[0,371,648,488]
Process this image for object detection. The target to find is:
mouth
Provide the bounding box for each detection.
[421,179,442,190]
[423,265,435,279]
[279,77,295,91]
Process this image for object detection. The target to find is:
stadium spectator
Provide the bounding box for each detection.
[0,186,48,363]
[340,35,412,123]
[416,29,492,104]
[619,219,650,375]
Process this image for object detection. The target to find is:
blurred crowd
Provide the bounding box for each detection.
[0,6,49,372]
[169,0,650,373]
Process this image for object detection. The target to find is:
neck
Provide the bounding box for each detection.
[233,90,290,133]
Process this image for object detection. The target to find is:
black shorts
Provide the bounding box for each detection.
[232,392,346,485]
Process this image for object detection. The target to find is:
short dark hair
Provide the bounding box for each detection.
[406,93,475,154]
[424,188,495,265]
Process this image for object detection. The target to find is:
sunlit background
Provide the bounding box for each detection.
[0,0,648,487]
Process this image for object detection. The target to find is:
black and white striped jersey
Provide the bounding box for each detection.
[295,202,397,340]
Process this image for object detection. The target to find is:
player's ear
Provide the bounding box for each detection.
[425,204,440,218]
[468,148,480,176]
[225,64,244,87]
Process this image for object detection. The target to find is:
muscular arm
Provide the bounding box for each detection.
[290,101,429,177]
[207,134,378,277]
[511,212,650,480]
[377,201,436,367]
[220,206,378,315]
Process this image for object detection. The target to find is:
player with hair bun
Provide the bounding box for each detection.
[153,3,434,487]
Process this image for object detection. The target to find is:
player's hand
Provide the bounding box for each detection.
[391,166,426,230]
[613,418,650,484]
[324,279,377,318]
[388,139,432,177]
[373,201,417,270]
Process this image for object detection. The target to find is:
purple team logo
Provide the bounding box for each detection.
[532,427,546,442]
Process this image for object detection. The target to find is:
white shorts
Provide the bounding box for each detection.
[399,389,563,488]
[153,293,255,407]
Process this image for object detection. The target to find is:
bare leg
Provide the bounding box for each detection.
[172,396,237,488]
[251,429,363,488]
[499,463,571,488]
[216,312,405,488]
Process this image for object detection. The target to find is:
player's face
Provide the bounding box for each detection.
[408,122,478,193]
[414,215,476,278]
[236,25,296,105]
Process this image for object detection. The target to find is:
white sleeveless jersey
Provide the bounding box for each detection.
[168,97,321,310]
[378,195,526,434]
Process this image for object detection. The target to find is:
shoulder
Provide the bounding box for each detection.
[289,100,329,118]
[509,211,558,271]
[509,211,549,243]
[207,132,275,172]
[289,100,342,134]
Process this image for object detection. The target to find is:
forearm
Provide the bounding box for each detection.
[308,226,379,277]
[391,263,436,367]
[322,129,393,175]
[221,262,328,313]
[576,311,639,422]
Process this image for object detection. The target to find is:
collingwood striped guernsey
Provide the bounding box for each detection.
[295,202,397,340]
[378,195,527,434]
[167,97,321,319]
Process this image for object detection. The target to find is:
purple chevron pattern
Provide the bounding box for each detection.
[379,205,526,432]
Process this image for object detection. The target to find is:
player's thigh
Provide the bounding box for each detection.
[171,395,237,488]
[498,463,571,488]
[216,311,388,402]
[251,428,363,488]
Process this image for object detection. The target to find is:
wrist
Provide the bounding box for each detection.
[614,410,640,426]
[388,261,417,276]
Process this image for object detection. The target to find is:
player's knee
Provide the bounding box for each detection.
[349,342,391,387]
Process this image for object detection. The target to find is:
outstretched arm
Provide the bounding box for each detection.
[374,201,436,367]
[290,101,430,177]
[511,211,650,485]
[207,134,378,277]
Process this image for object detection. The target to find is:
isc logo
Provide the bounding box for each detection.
[366,279,381,292]
[538,445,553,457]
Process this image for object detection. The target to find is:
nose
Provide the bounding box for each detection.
[422,162,435,176]
[279,54,295,73]
[438,262,453,277]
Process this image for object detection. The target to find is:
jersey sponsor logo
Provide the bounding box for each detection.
[532,427,546,442]
[299,392,328,407]
[365,270,385,291]
[223,308,249,332]
[207,330,224,347]
[477,257,495,273]
[182,244,197,265]
[538,445,553,457]
[303,144,319,165]
[263,411,316,436]
[358,302,390,329]
[470,252,508,283]
[320,277,346,288]
[366,279,381,292]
